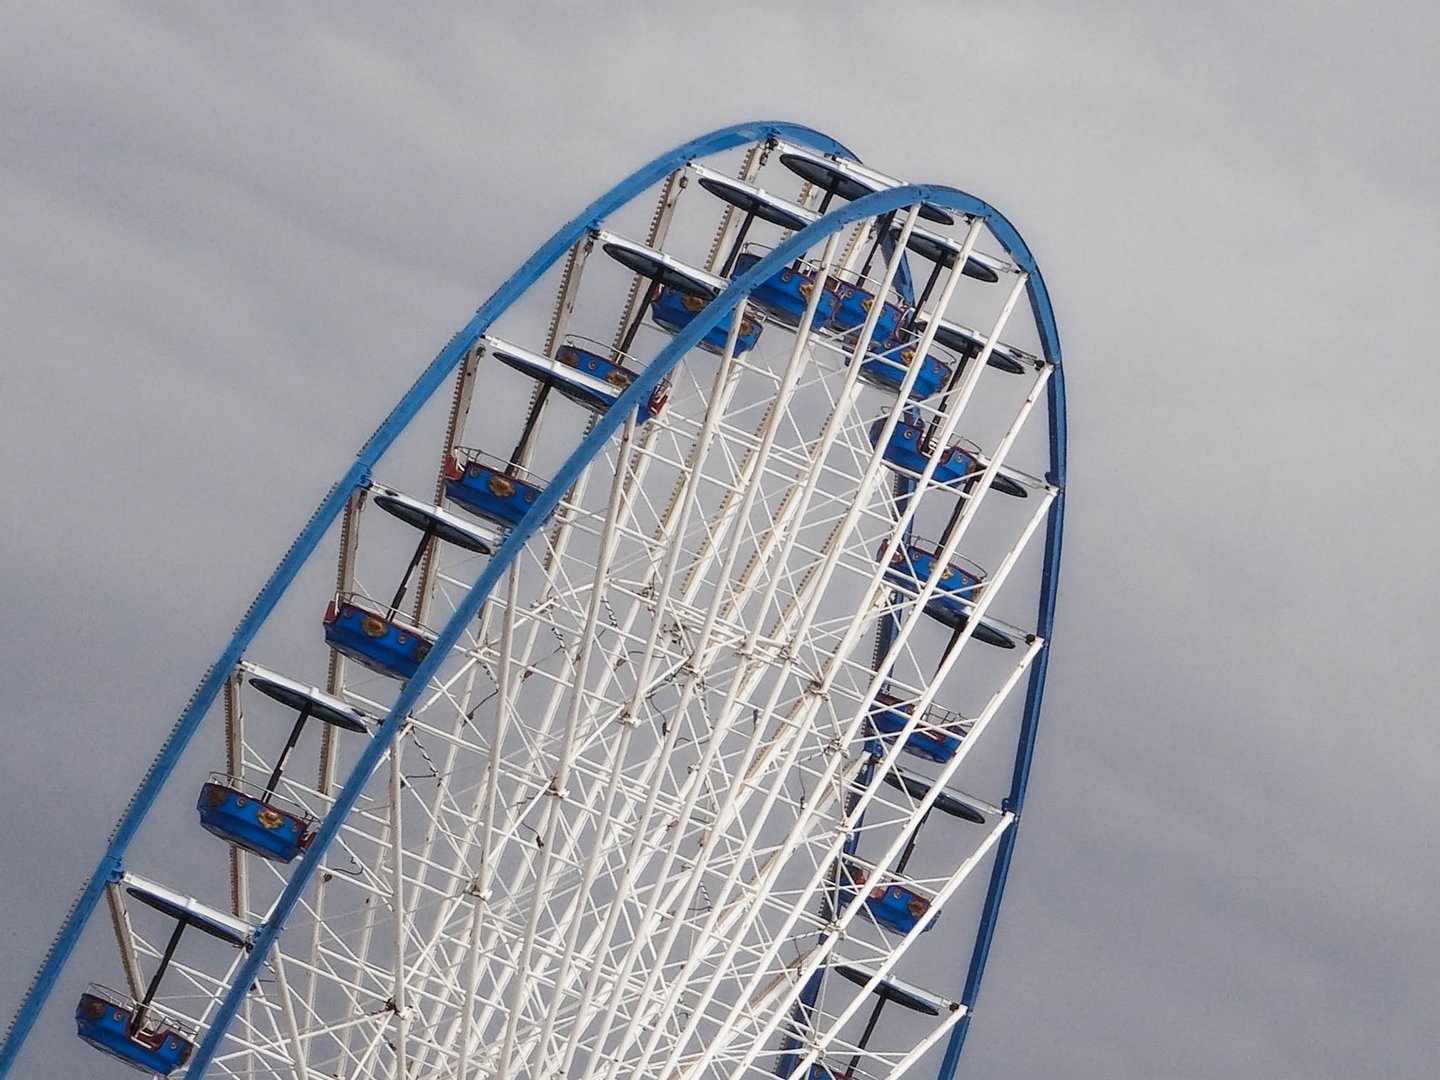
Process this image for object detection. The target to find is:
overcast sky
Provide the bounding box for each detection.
[3,3,1439,1078]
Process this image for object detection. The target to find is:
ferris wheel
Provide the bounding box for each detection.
[1,121,1066,1080]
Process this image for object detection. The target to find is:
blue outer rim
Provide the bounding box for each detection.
[0,122,1064,1080]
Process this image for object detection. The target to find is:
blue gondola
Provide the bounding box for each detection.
[732,251,838,329]
[731,251,905,343]
[870,417,977,485]
[196,665,367,861]
[323,593,435,681]
[830,281,902,341]
[76,985,194,1075]
[863,883,936,935]
[444,451,544,528]
[75,875,251,1074]
[832,860,937,935]
[882,541,1015,648]
[853,340,951,400]
[197,776,314,863]
[868,417,1027,497]
[649,285,763,355]
[869,688,972,763]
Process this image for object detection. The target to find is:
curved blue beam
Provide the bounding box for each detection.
[0,119,858,1080]
[936,258,1066,1080]
[183,180,1063,1079]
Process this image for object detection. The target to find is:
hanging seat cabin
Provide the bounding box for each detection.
[197,774,314,863]
[731,246,907,344]
[851,336,951,400]
[882,540,1015,649]
[650,286,763,355]
[868,688,974,764]
[444,449,544,528]
[196,663,368,862]
[869,417,1027,497]
[76,875,252,1074]
[832,858,937,935]
[323,593,435,680]
[76,985,195,1076]
[731,250,838,330]
[831,278,903,341]
[909,313,1034,375]
[484,335,663,423]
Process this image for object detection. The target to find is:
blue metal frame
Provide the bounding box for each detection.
[1,123,1064,1080]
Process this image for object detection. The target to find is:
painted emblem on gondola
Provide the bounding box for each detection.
[257,807,285,830]
[361,615,387,638]
[206,786,228,807]
[606,369,632,389]
[488,474,517,499]
[682,293,706,313]
[414,641,432,663]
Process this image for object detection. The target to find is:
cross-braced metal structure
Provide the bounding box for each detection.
[2,122,1065,1080]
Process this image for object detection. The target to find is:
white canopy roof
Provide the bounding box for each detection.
[238,660,371,733]
[368,482,504,555]
[592,230,727,297]
[117,872,253,947]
